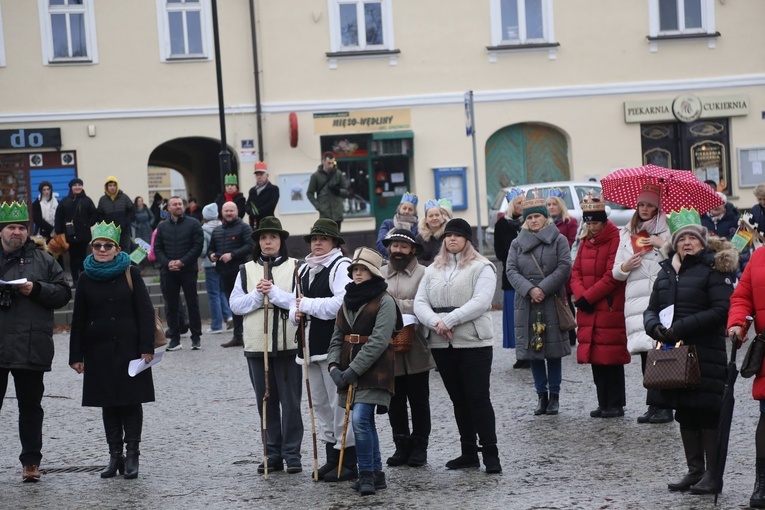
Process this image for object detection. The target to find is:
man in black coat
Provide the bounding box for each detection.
[0,201,71,482]
[245,161,280,228]
[54,178,97,286]
[154,196,204,350]
[208,201,253,347]
[97,176,134,253]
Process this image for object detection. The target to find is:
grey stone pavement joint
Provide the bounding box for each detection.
[0,311,757,509]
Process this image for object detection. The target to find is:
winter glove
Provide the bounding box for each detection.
[329,183,342,195]
[664,328,681,344]
[575,297,594,313]
[330,368,347,389]
[341,368,359,386]
[652,325,668,343]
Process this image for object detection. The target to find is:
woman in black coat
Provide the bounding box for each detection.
[69,222,156,480]
[643,212,737,496]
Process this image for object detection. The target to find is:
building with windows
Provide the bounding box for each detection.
[1,1,764,245]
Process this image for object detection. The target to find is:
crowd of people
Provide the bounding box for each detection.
[6,161,765,506]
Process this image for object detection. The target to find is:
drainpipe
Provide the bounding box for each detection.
[248,0,264,160]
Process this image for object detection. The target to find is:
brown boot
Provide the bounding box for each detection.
[22,464,40,483]
[220,336,243,348]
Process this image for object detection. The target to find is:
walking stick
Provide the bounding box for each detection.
[294,261,319,481]
[262,261,270,480]
[338,383,354,478]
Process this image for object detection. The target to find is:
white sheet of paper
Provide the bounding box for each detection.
[0,278,27,285]
[754,161,763,175]
[659,305,674,329]
[402,314,419,327]
[128,349,164,377]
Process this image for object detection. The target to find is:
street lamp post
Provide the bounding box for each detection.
[211,0,231,186]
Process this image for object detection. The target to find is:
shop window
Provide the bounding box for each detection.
[38,0,99,64]
[489,0,554,46]
[321,135,372,218]
[0,3,5,67]
[648,0,715,36]
[327,0,395,53]
[156,0,212,62]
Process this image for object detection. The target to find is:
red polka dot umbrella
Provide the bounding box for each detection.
[601,164,724,215]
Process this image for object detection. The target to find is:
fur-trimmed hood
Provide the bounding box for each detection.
[417,218,445,242]
[661,236,739,274]
[31,236,49,252]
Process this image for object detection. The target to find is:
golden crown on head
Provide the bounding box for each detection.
[522,188,545,210]
[580,191,606,212]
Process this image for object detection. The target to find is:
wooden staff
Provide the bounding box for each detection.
[338,383,354,478]
[262,261,270,479]
[294,261,319,481]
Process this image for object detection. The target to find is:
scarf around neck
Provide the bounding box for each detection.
[393,213,417,231]
[343,278,388,311]
[305,247,341,269]
[83,251,131,281]
[636,212,669,239]
[40,195,58,228]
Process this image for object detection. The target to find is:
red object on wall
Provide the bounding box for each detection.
[289,112,298,148]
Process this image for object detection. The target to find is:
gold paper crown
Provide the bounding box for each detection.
[92,221,121,244]
[0,201,29,224]
[667,208,701,236]
[580,192,606,212]
[522,197,546,210]
[224,174,238,185]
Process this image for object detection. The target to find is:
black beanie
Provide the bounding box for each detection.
[38,180,53,193]
[69,178,84,188]
[443,218,472,242]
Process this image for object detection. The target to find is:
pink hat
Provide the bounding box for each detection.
[637,183,661,209]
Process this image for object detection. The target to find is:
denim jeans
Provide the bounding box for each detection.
[205,267,232,331]
[502,290,516,349]
[352,403,382,473]
[530,358,562,395]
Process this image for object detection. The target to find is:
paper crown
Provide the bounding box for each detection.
[224,174,238,186]
[506,188,524,201]
[437,198,452,212]
[548,188,566,199]
[580,192,606,212]
[522,197,546,210]
[667,207,702,235]
[400,192,418,207]
[254,161,268,172]
[0,201,29,224]
[92,221,122,244]
[423,199,439,212]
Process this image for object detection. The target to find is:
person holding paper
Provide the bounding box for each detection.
[0,201,71,483]
[643,208,737,495]
[380,229,434,468]
[69,222,156,480]
[612,184,672,425]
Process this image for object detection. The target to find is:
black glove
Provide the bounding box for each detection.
[330,368,347,389]
[575,297,594,313]
[665,328,680,344]
[652,325,668,342]
[341,368,359,386]
[329,183,342,195]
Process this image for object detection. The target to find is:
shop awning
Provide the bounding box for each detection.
[372,131,414,140]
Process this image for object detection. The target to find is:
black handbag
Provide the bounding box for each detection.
[741,333,765,378]
[643,342,701,390]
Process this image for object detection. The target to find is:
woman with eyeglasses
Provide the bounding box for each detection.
[69,222,156,480]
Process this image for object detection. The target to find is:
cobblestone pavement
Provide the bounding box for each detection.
[0,311,759,509]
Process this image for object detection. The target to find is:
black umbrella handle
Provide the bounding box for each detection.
[731,333,740,364]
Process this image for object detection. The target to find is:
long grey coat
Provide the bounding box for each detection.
[506,224,572,361]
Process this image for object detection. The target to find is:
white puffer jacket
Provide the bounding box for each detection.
[612,223,670,354]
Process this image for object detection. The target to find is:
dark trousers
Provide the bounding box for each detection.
[69,241,87,283]
[432,346,497,447]
[388,371,431,438]
[676,407,719,430]
[0,368,45,466]
[161,270,202,341]
[220,271,243,338]
[591,364,626,409]
[102,404,143,446]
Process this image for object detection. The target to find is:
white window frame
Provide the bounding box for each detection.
[0,3,6,68]
[327,0,395,53]
[489,0,555,47]
[155,0,213,62]
[648,0,715,37]
[38,0,99,65]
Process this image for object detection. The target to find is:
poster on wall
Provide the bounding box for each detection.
[277,173,315,215]
[433,167,467,210]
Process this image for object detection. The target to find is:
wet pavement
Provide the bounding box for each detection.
[0,311,760,509]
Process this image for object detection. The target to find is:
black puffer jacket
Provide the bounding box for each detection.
[54,192,97,245]
[0,238,71,372]
[154,215,204,273]
[643,238,738,411]
[207,218,253,275]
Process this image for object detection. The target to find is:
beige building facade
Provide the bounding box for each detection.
[0,1,763,241]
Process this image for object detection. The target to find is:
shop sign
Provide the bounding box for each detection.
[313,109,411,135]
[624,95,749,123]
[0,128,61,149]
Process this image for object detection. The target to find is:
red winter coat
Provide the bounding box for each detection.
[571,221,629,366]
[728,247,765,400]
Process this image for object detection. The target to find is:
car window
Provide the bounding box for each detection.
[574,185,604,205]
[524,186,574,210]
[490,190,507,210]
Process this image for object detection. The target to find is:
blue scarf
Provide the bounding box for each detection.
[83,251,131,281]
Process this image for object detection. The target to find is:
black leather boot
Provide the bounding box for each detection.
[352,470,386,491]
[357,471,376,496]
[689,429,720,494]
[317,442,338,481]
[386,435,410,467]
[445,442,480,470]
[637,405,657,424]
[124,442,140,479]
[100,408,124,478]
[482,444,502,474]
[546,394,560,415]
[534,393,549,416]
[101,445,125,478]
[324,446,357,482]
[649,408,674,424]
[407,436,428,467]
[668,429,704,491]
[751,458,765,508]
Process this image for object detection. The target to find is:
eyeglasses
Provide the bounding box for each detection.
[92,243,116,251]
